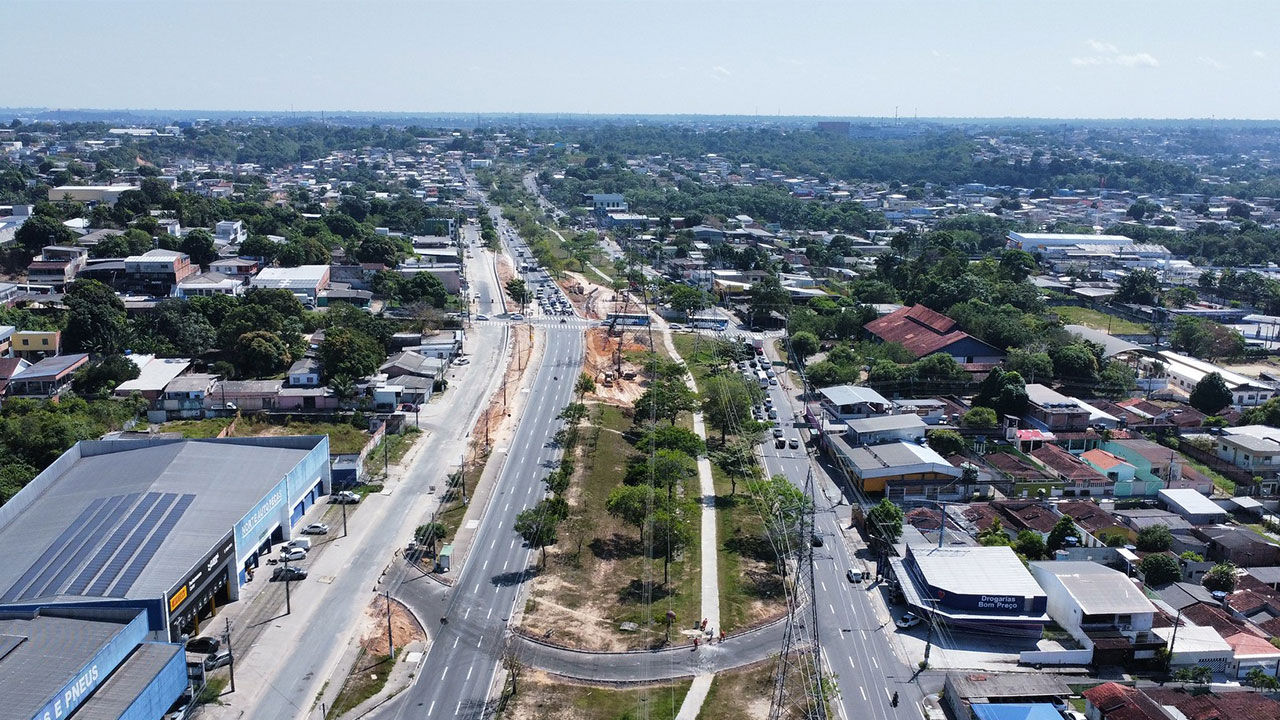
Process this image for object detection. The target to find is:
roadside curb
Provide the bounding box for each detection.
[511,611,790,655]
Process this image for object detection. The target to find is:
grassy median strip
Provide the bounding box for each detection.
[502,670,691,720]
[327,652,393,718]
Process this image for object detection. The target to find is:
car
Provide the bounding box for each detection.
[768,409,778,420]
[271,565,307,582]
[775,437,786,449]
[475,314,489,321]
[455,357,470,365]
[772,428,784,438]
[332,490,360,504]
[510,313,524,320]
[896,612,922,629]
[846,569,864,583]
[280,547,307,562]
[559,318,567,323]
[302,523,329,535]
[669,323,683,330]
[789,438,800,449]
[810,533,824,547]
[764,397,773,408]
[769,378,778,386]
[204,650,234,671]
[185,636,221,655]
[398,402,419,412]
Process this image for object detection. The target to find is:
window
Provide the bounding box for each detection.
[41,339,48,346]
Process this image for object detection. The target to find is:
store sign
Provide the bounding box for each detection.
[977,595,1023,611]
[166,532,234,618]
[235,479,287,551]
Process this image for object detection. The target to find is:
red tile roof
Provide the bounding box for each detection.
[1081,449,1129,471]
[1182,603,1254,637]
[863,304,997,359]
[985,452,1049,480]
[1083,683,1166,720]
[1031,444,1109,483]
[1226,631,1280,658]
[993,500,1060,534]
[1058,501,1126,535]
[1145,687,1280,720]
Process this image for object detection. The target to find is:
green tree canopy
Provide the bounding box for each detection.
[1140,553,1181,586]
[1046,515,1082,552]
[1190,372,1233,414]
[318,326,384,382]
[1136,524,1174,552]
[865,497,904,549]
[1202,562,1238,593]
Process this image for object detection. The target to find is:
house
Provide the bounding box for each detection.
[1105,438,1211,495]
[1031,444,1113,496]
[112,356,192,401]
[27,245,87,290]
[277,386,340,412]
[1156,350,1276,410]
[816,385,894,422]
[1029,560,1160,665]
[1024,384,1120,434]
[150,374,218,422]
[412,330,464,361]
[1215,426,1280,480]
[1080,449,1139,495]
[895,398,949,425]
[120,249,197,296]
[945,672,1073,720]
[4,353,89,398]
[0,325,14,356]
[1145,685,1280,718]
[209,257,260,282]
[250,265,331,302]
[176,271,244,298]
[1159,488,1229,525]
[1081,683,1168,720]
[287,358,321,387]
[864,304,1005,364]
[0,357,32,393]
[206,380,283,413]
[1198,526,1280,567]
[214,220,248,246]
[1224,632,1280,678]
[380,351,445,382]
[12,330,60,360]
[843,414,927,446]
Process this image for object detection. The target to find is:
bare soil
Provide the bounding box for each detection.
[582,327,652,406]
[359,595,426,656]
[502,670,690,720]
[560,270,618,321]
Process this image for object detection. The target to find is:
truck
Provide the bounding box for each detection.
[602,371,615,387]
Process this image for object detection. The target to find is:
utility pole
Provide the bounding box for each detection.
[283,555,292,615]
[385,590,395,661]
[222,617,236,693]
[341,495,348,538]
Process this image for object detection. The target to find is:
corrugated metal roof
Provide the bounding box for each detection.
[70,642,183,720]
[0,610,132,720]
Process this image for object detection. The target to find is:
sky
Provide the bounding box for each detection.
[5,0,1279,119]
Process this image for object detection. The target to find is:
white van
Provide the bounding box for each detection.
[286,538,312,551]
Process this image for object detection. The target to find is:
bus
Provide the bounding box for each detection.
[756,370,769,388]
[606,312,650,326]
[688,316,729,330]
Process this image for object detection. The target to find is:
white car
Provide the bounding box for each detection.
[475,314,489,321]
[332,490,360,504]
[280,547,307,562]
[895,612,922,629]
[455,357,470,365]
[302,523,329,535]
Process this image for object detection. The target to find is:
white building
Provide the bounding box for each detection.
[215,220,248,246]
[1155,351,1276,409]
[1029,561,1158,662]
[1006,231,1133,254]
[250,265,331,302]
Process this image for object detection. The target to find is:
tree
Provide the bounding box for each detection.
[1202,562,1238,593]
[14,214,74,255]
[506,278,530,310]
[635,425,705,458]
[1246,667,1280,690]
[748,474,810,557]
[180,229,218,268]
[1005,349,1053,384]
[666,284,708,316]
[624,448,696,499]
[974,367,1028,417]
[399,273,449,307]
[1115,269,1161,305]
[700,374,760,441]
[1190,372,1233,414]
[514,500,563,567]
[1180,551,1204,562]
[73,355,140,397]
[1140,553,1181,586]
[574,372,596,398]
[979,518,1012,546]
[789,331,820,364]
[711,440,755,495]
[233,331,292,378]
[747,273,790,323]
[1136,524,1174,552]
[961,406,998,429]
[1165,286,1197,309]
[635,379,697,427]
[63,280,130,355]
[1046,516,1081,552]
[865,498,904,549]
[318,326,384,381]
[1051,343,1099,383]
[1172,666,1213,685]
[413,522,447,556]
[926,429,966,457]
[1014,530,1046,560]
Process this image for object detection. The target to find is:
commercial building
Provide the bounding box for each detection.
[1029,561,1160,665]
[46,185,139,206]
[891,544,1049,636]
[1156,350,1276,409]
[1158,488,1229,525]
[828,435,963,499]
[250,265,331,302]
[0,436,330,640]
[120,250,198,296]
[843,413,927,446]
[0,606,187,720]
[945,672,1073,720]
[816,385,894,422]
[1005,231,1134,254]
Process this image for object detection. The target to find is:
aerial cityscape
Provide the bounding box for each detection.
[5,2,1280,720]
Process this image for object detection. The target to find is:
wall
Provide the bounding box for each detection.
[114,645,188,720]
[1018,648,1094,666]
[28,609,150,720]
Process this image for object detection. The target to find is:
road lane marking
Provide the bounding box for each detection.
[821,581,827,593]
[872,656,879,669]
[829,604,835,615]
[849,657,855,668]
[860,688,867,701]
[465,608,472,619]
[483,560,488,570]
[441,666,449,679]
[428,701,435,715]
[467,665,473,680]
[477,636,483,647]
[474,583,480,594]
[487,608,493,619]
[456,701,462,715]
[453,636,459,648]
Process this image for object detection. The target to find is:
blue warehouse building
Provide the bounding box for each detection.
[0,606,188,720]
[0,435,331,642]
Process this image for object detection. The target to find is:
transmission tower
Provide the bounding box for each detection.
[768,468,828,720]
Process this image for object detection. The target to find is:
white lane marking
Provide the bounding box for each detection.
[504,503,509,513]
[455,701,462,715]
[483,560,488,570]
[510,539,516,549]
[829,604,835,615]
[487,608,493,619]
[467,665,474,680]
[465,608,472,619]
[453,636,459,648]
[860,687,867,701]
[872,656,879,669]
[477,635,483,647]
[474,583,480,594]
[848,656,855,668]
[821,581,827,593]
[491,538,497,549]
[428,701,435,715]
[441,666,449,679]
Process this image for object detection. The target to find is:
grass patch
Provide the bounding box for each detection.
[229,417,372,454]
[521,402,702,649]
[712,462,784,633]
[503,671,690,720]
[696,659,777,720]
[367,427,423,476]
[1052,306,1148,335]
[160,417,232,438]
[327,653,393,719]
[197,675,229,705]
[1181,455,1235,495]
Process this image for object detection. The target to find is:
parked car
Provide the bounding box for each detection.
[775,437,786,449]
[204,651,234,671]
[280,547,307,562]
[455,357,470,365]
[772,428,784,438]
[789,438,800,449]
[332,491,360,504]
[895,612,921,629]
[185,636,221,655]
[302,523,329,535]
[510,313,524,320]
[398,403,419,412]
[271,566,307,582]
[811,533,824,547]
[846,569,864,583]
[286,538,311,551]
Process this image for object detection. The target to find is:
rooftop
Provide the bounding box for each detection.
[845,413,927,434]
[817,385,891,409]
[1029,561,1155,616]
[864,304,1000,359]
[946,672,1072,701]
[909,545,1047,600]
[1158,488,1228,518]
[114,356,191,394]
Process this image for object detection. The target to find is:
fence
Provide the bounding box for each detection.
[1019,648,1094,666]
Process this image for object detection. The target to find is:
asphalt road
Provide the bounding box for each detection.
[759,371,920,720]
[371,327,584,720]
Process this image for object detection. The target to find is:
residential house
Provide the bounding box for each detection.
[843,414,927,446]
[27,245,87,290]
[176,271,244,298]
[863,304,1005,364]
[1079,449,1141,496]
[250,265,331,303]
[1031,444,1113,496]
[1024,384,1120,435]
[944,672,1073,720]
[816,385,894,422]
[413,330,465,361]
[1105,438,1212,495]
[206,380,283,413]
[287,358,321,387]
[214,220,247,246]
[5,353,89,398]
[120,249,197,296]
[0,325,13,356]
[0,357,31,394]
[112,356,191,402]
[208,257,260,282]
[150,374,218,422]
[12,330,60,360]
[1215,426,1280,485]
[1198,526,1280,567]
[1159,489,1229,525]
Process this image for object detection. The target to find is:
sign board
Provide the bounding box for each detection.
[166,532,234,619]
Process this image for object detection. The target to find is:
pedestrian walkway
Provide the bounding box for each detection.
[675,674,714,720]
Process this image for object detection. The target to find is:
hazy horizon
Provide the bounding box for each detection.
[6,0,1279,120]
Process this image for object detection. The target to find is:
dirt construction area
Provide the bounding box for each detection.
[360,594,426,656]
[582,327,652,406]
[560,270,618,320]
